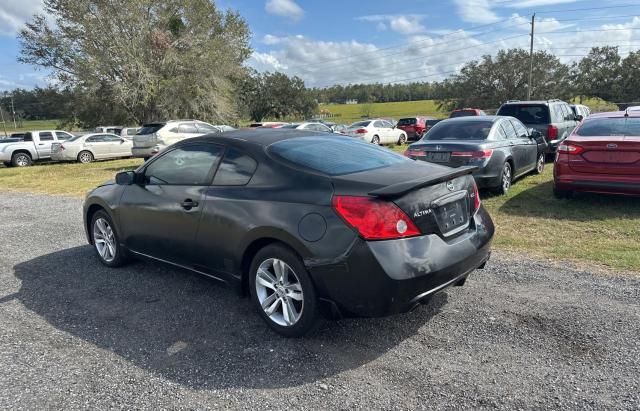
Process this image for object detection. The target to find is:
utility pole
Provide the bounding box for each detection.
[0,107,7,138]
[527,13,535,100]
[10,94,16,129]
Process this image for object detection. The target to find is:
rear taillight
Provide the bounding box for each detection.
[547,125,558,140]
[59,145,65,151]
[404,149,426,157]
[332,195,420,240]
[557,143,584,155]
[355,128,367,134]
[451,150,493,159]
[471,180,481,212]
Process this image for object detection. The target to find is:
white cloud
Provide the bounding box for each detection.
[357,14,426,35]
[501,0,577,8]
[262,34,284,45]
[265,0,304,21]
[452,0,499,24]
[0,0,44,36]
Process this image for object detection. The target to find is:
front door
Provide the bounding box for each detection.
[118,143,224,266]
[36,131,55,158]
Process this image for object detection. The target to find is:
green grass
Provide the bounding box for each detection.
[321,100,447,125]
[1,119,62,134]
[1,147,638,273]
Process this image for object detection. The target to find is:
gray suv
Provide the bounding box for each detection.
[496,99,579,154]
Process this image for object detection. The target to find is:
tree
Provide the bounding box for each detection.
[573,47,622,103]
[618,50,640,104]
[19,0,251,125]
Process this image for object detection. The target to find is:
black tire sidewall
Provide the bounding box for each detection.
[248,244,319,338]
[90,210,127,267]
[494,162,511,195]
[12,153,32,167]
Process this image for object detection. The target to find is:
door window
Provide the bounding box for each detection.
[178,123,199,134]
[213,148,258,186]
[144,144,223,185]
[103,134,123,142]
[552,104,565,123]
[86,135,107,143]
[39,132,54,141]
[510,120,529,138]
[373,121,385,128]
[196,123,218,133]
[499,122,518,140]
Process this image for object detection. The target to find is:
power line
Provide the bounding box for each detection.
[536,3,640,14]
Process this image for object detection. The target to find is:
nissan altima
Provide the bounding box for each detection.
[83,130,494,337]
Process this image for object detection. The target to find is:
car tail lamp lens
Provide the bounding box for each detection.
[451,150,493,158]
[548,125,558,140]
[59,145,65,151]
[332,195,421,240]
[355,128,367,134]
[404,150,426,157]
[471,180,481,212]
[557,143,584,155]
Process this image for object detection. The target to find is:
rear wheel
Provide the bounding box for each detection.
[397,133,407,146]
[2,161,12,167]
[371,135,380,145]
[11,152,32,167]
[249,244,320,337]
[494,162,512,195]
[534,153,545,174]
[78,151,94,164]
[553,187,574,199]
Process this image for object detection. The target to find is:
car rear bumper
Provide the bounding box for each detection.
[554,161,640,195]
[307,206,494,318]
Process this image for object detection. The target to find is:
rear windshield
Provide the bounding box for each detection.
[397,118,417,126]
[450,110,477,118]
[137,123,165,135]
[497,105,550,124]
[425,120,494,141]
[279,124,299,129]
[576,117,640,137]
[269,137,408,176]
[68,134,85,142]
[349,121,371,128]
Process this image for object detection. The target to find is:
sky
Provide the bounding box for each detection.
[0,0,639,91]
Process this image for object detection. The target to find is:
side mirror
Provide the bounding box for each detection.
[575,115,583,122]
[115,170,135,185]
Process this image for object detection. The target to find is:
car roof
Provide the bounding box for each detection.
[438,116,502,123]
[588,110,640,118]
[175,129,337,148]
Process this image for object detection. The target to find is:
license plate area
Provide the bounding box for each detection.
[425,151,451,163]
[434,198,469,236]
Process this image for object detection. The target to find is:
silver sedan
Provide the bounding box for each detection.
[51,133,133,163]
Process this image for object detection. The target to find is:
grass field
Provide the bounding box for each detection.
[1,119,61,134]
[321,100,447,124]
[1,152,639,273]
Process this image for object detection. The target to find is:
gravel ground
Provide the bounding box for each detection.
[0,191,638,410]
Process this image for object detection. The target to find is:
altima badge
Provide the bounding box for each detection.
[446,181,455,191]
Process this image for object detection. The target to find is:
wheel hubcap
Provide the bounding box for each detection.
[538,156,544,171]
[93,218,116,262]
[255,258,304,327]
[16,155,28,166]
[503,166,511,190]
[80,153,92,163]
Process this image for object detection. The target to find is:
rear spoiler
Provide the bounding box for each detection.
[368,166,478,198]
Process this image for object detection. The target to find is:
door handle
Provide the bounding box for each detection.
[180,199,199,210]
[38,143,45,146]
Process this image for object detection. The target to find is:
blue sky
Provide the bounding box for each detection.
[0,0,639,90]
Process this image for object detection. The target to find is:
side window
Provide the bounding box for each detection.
[213,148,258,186]
[494,124,508,140]
[169,127,179,133]
[511,120,529,138]
[39,132,54,141]
[178,123,199,134]
[564,104,575,121]
[86,135,106,143]
[103,134,122,142]
[373,121,384,128]
[196,123,218,133]
[23,132,33,142]
[55,132,74,140]
[144,144,224,185]
[500,122,518,140]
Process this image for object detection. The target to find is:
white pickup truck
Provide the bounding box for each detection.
[0,130,75,167]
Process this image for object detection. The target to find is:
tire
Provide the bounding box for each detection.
[11,152,32,167]
[371,135,380,145]
[553,187,574,199]
[493,162,512,195]
[2,161,12,167]
[249,244,320,337]
[90,210,129,267]
[78,151,94,164]
[143,157,151,162]
[396,133,407,146]
[534,154,545,174]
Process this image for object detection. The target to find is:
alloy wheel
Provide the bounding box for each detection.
[372,135,380,145]
[536,154,545,173]
[15,155,29,167]
[93,217,116,262]
[255,258,304,327]
[502,164,512,192]
[79,152,93,163]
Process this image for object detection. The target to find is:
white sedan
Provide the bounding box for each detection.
[51,133,133,163]
[345,119,407,145]
[278,122,333,133]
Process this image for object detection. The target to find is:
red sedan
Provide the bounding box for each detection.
[553,109,640,198]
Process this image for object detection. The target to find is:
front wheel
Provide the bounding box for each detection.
[249,244,320,337]
[534,154,545,174]
[91,210,129,267]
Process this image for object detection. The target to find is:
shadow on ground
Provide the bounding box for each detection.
[12,246,445,390]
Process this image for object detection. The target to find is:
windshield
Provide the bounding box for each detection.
[349,121,371,128]
[424,120,494,141]
[576,117,640,137]
[137,123,165,135]
[498,105,550,124]
[451,110,477,118]
[269,137,408,176]
[68,135,85,142]
[397,118,417,126]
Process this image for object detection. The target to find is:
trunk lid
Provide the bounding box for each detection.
[567,136,640,176]
[405,141,490,167]
[133,133,157,148]
[332,162,478,237]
